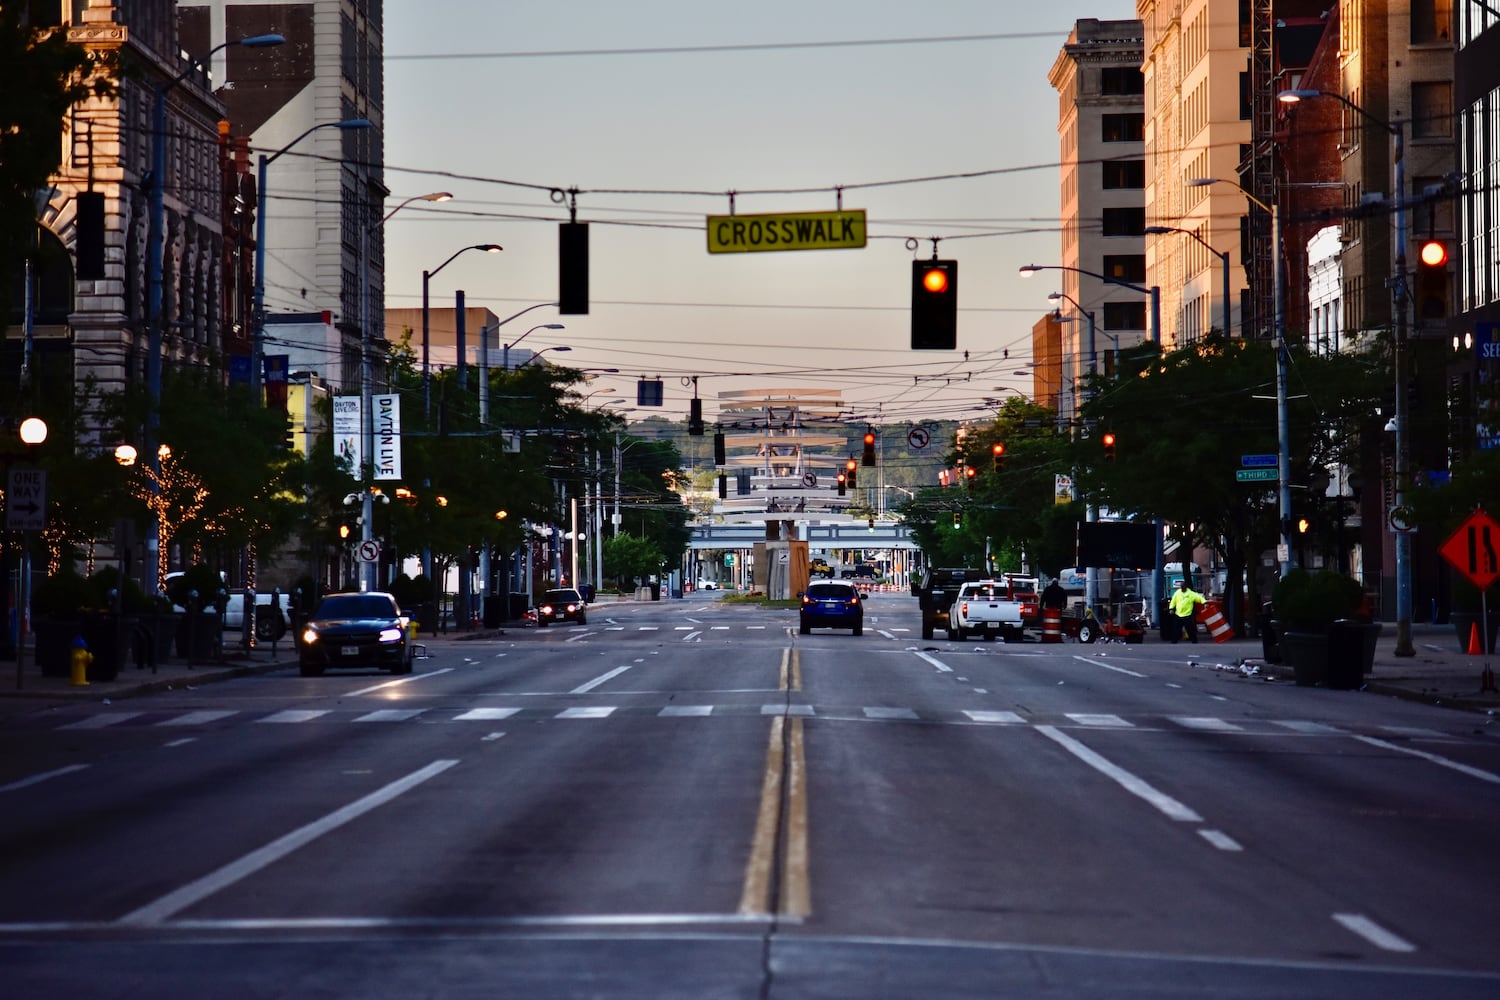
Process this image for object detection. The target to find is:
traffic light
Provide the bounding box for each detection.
[75,191,105,280]
[1297,516,1311,534]
[991,441,1006,472]
[845,457,857,488]
[718,474,727,499]
[713,431,726,465]
[1102,431,1117,463]
[688,398,704,436]
[283,415,296,451]
[964,465,977,488]
[911,259,958,350]
[952,511,961,529]
[862,429,876,467]
[559,222,589,314]
[837,472,847,496]
[338,522,351,540]
[1414,239,1449,322]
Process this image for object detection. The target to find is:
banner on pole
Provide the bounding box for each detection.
[333,397,361,480]
[373,393,402,481]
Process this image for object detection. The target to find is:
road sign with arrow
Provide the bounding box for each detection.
[5,468,46,531]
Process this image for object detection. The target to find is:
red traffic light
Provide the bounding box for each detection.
[1419,239,1448,267]
[1102,432,1117,462]
[991,442,1006,471]
[921,267,949,294]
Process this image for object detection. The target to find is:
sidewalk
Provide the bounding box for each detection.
[1,618,1496,715]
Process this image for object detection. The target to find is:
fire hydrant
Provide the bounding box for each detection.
[70,635,93,687]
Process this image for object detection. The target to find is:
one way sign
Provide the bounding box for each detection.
[6,468,46,531]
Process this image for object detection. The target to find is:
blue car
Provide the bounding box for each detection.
[800,580,863,635]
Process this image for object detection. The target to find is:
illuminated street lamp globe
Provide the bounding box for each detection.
[18,417,47,446]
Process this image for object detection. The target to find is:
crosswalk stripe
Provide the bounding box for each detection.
[863,707,919,720]
[1170,716,1243,732]
[453,708,521,721]
[1066,713,1133,728]
[556,706,616,719]
[158,711,237,727]
[1274,720,1344,735]
[352,709,426,722]
[964,710,1026,725]
[258,710,332,724]
[659,705,713,717]
[59,713,143,730]
[762,704,815,716]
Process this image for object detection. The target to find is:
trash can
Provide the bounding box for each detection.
[1258,604,1280,664]
[482,595,505,629]
[507,593,529,621]
[1326,619,1364,690]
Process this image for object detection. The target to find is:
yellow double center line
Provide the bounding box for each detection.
[739,649,810,919]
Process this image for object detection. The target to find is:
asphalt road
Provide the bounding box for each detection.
[2,592,1498,998]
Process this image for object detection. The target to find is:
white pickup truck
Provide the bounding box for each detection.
[947,580,1038,642]
[164,572,292,642]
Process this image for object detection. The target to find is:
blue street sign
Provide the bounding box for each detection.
[1240,454,1278,468]
[1477,323,1499,361]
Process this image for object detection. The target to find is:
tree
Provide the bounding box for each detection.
[603,533,664,588]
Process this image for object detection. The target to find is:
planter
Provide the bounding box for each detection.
[1449,611,1498,654]
[175,609,223,662]
[1326,620,1381,690]
[1278,629,1329,687]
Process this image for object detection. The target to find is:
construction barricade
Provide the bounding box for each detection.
[1040,606,1063,644]
[1196,600,1233,643]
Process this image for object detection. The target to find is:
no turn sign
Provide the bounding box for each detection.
[356,539,381,563]
[907,426,931,451]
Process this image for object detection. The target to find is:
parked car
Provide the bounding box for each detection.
[799,580,863,635]
[537,588,588,627]
[297,592,412,676]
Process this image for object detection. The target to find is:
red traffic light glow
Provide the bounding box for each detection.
[992,442,1005,456]
[1419,240,1448,267]
[863,432,876,446]
[1101,432,1117,447]
[921,267,949,294]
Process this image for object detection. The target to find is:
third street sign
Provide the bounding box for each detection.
[1235,468,1278,482]
[706,209,866,254]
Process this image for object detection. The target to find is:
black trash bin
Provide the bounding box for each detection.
[1326,619,1364,690]
[482,596,505,629]
[507,594,529,621]
[1259,605,1281,663]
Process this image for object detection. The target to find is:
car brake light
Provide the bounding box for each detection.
[960,602,969,615]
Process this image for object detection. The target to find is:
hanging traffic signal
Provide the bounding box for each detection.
[837,472,847,496]
[718,474,727,499]
[992,442,1006,472]
[845,457,857,488]
[1102,432,1117,463]
[688,398,704,436]
[952,511,961,529]
[559,222,589,314]
[964,465,977,488]
[1414,239,1450,322]
[862,429,877,467]
[911,259,958,350]
[713,431,726,465]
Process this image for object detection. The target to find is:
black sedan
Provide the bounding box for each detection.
[537,588,588,627]
[298,592,413,676]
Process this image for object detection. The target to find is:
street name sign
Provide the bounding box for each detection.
[1439,508,1500,590]
[1240,454,1278,467]
[1235,468,1278,482]
[706,210,866,254]
[5,468,46,531]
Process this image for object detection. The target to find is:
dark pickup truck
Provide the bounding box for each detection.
[916,566,984,640]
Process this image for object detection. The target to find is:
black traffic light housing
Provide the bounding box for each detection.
[991,442,1006,472]
[717,474,727,499]
[837,472,847,496]
[845,457,857,488]
[952,511,961,529]
[559,222,589,314]
[1414,239,1449,322]
[713,431,726,465]
[911,259,958,350]
[964,465,977,488]
[688,398,704,436]
[862,429,876,467]
[1101,431,1117,463]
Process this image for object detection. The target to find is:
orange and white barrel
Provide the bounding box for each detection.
[1041,606,1063,644]
[1196,601,1233,643]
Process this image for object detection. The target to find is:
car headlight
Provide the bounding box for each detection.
[540,604,555,615]
[378,626,403,643]
[301,627,320,645]
[566,603,579,613]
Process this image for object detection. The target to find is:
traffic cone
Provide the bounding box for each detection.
[1468,622,1484,656]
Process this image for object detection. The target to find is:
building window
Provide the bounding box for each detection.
[1411,0,1453,44]
[1100,67,1144,95]
[1103,301,1147,330]
[1102,207,1145,236]
[1102,159,1145,189]
[1103,255,1147,283]
[1102,113,1144,142]
[1412,82,1453,138]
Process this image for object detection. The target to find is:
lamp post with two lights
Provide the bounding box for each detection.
[422,244,504,422]
[1143,224,1232,340]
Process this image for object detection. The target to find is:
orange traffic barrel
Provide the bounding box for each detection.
[1196,600,1233,643]
[1041,606,1063,644]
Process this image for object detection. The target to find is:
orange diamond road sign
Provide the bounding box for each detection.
[1439,508,1500,590]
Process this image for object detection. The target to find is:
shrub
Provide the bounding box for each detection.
[1272,569,1363,629]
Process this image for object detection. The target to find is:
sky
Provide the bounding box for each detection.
[381,1,1141,429]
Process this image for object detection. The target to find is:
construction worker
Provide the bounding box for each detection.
[1167,579,1206,643]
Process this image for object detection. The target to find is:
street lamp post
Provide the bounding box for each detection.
[147,33,283,582]
[1047,290,1102,617]
[359,191,452,592]
[1143,225,1232,339]
[501,321,567,371]
[1187,178,1294,584]
[422,244,503,423]
[251,118,370,399]
[1278,87,1413,656]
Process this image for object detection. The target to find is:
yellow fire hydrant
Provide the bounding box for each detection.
[70,635,93,687]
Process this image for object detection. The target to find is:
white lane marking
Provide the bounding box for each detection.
[453,708,522,721]
[685,618,704,624]
[1353,735,1500,785]
[163,738,196,748]
[674,626,693,631]
[762,704,815,716]
[0,764,90,794]
[747,626,767,630]
[157,711,237,727]
[556,706,616,719]
[681,631,703,642]
[710,626,730,630]
[637,626,659,631]
[1165,683,1183,689]
[565,631,592,643]
[972,688,989,694]
[863,707,919,720]
[481,733,505,742]
[605,626,625,631]
[1333,913,1417,953]
[570,665,632,694]
[257,710,332,724]
[1198,829,1243,851]
[964,710,1026,725]
[353,709,426,723]
[659,705,713,717]
[1274,720,1345,735]
[913,650,953,673]
[1072,655,1147,678]
[347,668,454,697]
[1171,716,1243,732]
[118,760,458,926]
[58,713,142,730]
[1036,725,1203,823]
[1066,713,1133,728]
[1378,725,1450,739]
[878,630,896,639]
[1208,695,1229,702]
